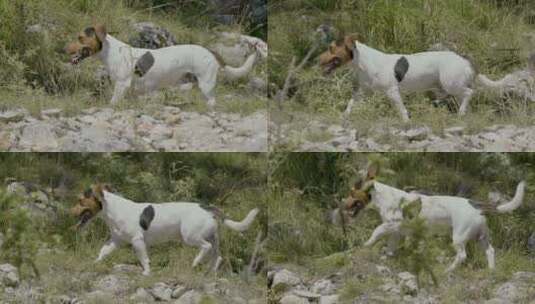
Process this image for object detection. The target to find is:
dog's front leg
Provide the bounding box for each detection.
[110,78,132,104]
[95,239,120,262]
[364,222,401,247]
[385,87,410,122]
[344,88,364,117]
[132,236,151,276]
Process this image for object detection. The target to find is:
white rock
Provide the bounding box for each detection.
[174,290,202,304]
[444,126,465,136]
[0,110,26,124]
[319,294,339,304]
[172,285,187,298]
[0,264,19,287]
[311,279,336,295]
[271,269,302,288]
[41,108,63,119]
[280,294,309,304]
[292,289,321,299]
[397,271,418,295]
[130,288,152,301]
[18,122,59,151]
[149,282,173,301]
[94,274,130,295]
[401,127,431,142]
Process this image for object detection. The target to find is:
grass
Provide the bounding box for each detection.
[0,0,266,118]
[269,0,535,150]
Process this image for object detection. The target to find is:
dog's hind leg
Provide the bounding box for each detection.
[478,226,496,269]
[132,236,151,276]
[95,239,121,262]
[446,240,466,272]
[192,239,213,269]
[197,72,217,110]
[208,234,223,272]
[456,87,474,116]
[385,87,410,122]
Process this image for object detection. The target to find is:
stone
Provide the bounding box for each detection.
[444,126,465,137]
[129,22,177,49]
[271,269,302,288]
[112,264,140,274]
[18,122,59,151]
[41,108,62,119]
[311,279,336,295]
[174,290,202,304]
[319,295,339,304]
[0,264,19,287]
[94,274,130,295]
[0,110,26,124]
[172,285,187,298]
[401,127,430,142]
[398,272,418,296]
[130,287,152,301]
[280,294,309,304]
[149,282,173,301]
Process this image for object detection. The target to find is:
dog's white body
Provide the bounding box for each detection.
[96,35,258,106]
[95,190,259,275]
[364,181,525,272]
[346,42,475,121]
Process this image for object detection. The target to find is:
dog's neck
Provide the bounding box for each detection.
[354,42,386,73]
[96,35,142,77]
[99,190,135,224]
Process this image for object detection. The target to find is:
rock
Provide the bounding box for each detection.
[280,294,310,304]
[0,110,26,124]
[174,290,202,304]
[491,271,535,302]
[41,108,62,119]
[129,22,177,49]
[292,289,321,300]
[398,272,418,296]
[172,285,187,298]
[444,126,465,136]
[18,122,59,151]
[84,290,110,301]
[130,287,152,301]
[149,282,173,301]
[311,279,336,295]
[0,264,19,287]
[112,264,140,274]
[376,265,392,276]
[94,274,130,295]
[400,127,430,142]
[271,269,302,288]
[319,295,339,304]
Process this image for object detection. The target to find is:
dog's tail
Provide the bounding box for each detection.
[496,181,526,213]
[223,208,260,232]
[476,74,504,89]
[221,51,258,80]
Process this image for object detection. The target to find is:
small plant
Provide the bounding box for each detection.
[397,198,437,288]
[0,189,40,279]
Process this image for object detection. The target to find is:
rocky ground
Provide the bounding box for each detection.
[0,107,267,152]
[1,261,265,304]
[273,120,535,152]
[268,252,535,304]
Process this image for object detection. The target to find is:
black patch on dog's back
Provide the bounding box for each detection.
[394,56,409,82]
[134,51,155,77]
[139,205,155,230]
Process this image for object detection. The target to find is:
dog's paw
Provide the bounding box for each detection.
[142,270,151,276]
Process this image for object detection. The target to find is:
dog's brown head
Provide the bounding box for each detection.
[65,24,107,65]
[70,183,111,229]
[319,34,357,75]
[342,163,378,217]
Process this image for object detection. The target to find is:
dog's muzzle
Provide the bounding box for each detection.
[70,46,92,65]
[322,57,341,75]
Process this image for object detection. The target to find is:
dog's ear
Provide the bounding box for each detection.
[328,41,337,54]
[344,34,357,52]
[94,24,107,41]
[366,162,380,180]
[91,184,106,202]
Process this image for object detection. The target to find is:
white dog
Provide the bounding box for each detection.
[319,36,476,122]
[66,24,260,107]
[339,165,525,272]
[70,184,259,275]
